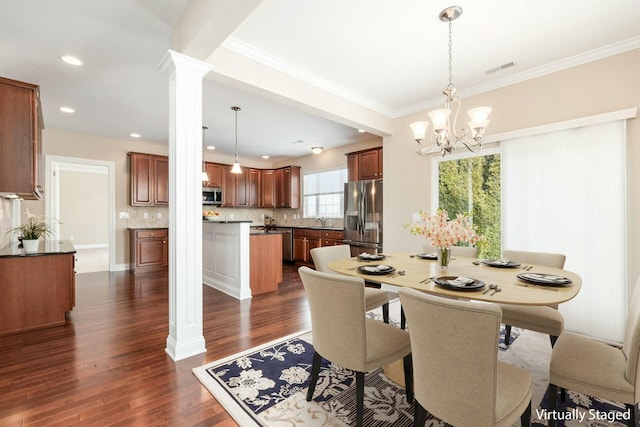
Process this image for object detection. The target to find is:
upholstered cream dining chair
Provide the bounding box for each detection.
[422,244,478,258]
[299,266,413,427]
[310,245,390,323]
[500,249,566,347]
[399,288,532,427]
[548,276,640,427]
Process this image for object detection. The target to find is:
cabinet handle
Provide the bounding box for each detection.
[163,241,166,244]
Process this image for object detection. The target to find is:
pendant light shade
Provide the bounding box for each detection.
[231,106,243,174]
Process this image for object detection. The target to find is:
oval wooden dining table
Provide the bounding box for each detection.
[328,253,582,306]
[329,252,582,387]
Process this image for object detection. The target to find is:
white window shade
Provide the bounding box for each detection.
[502,120,626,342]
[304,168,348,218]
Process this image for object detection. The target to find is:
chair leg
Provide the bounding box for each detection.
[403,353,413,403]
[625,403,639,427]
[504,324,512,346]
[414,400,427,427]
[550,334,558,347]
[560,386,566,402]
[521,400,531,427]
[306,351,322,401]
[356,371,365,427]
[382,302,389,324]
[548,384,558,427]
[401,306,406,330]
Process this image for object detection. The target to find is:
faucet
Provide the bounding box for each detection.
[316,217,326,227]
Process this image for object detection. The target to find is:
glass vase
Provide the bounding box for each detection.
[437,247,451,269]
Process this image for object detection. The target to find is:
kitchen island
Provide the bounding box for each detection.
[0,240,76,335]
[202,221,284,300]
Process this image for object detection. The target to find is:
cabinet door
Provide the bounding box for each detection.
[137,238,167,267]
[293,236,307,262]
[235,170,248,207]
[248,168,261,207]
[222,167,236,207]
[130,153,153,206]
[204,162,223,188]
[347,153,359,182]
[154,156,169,205]
[358,149,380,180]
[0,77,42,199]
[261,169,276,208]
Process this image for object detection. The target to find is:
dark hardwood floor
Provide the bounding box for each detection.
[0,264,311,426]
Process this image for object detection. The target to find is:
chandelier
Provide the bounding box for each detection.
[409,6,491,156]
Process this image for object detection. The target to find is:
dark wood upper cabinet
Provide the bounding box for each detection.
[203,162,224,188]
[260,169,276,208]
[275,166,300,208]
[248,168,261,207]
[0,76,43,199]
[128,152,168,206]
[347,147,382,181]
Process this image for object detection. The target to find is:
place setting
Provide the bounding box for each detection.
[481,258,521,268]
[433,276,486,292]
[357,264,405,277]
[517,272,573,287]
[357,252,387,261]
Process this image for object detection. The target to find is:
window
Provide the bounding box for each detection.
[431,148,501,259]
[303,168,348,219]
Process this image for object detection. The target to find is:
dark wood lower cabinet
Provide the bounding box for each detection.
[130,228,168,273]
[0,252,75,335]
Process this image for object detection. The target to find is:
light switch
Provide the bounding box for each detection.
[119,212,129,219]
[144,212,148,219]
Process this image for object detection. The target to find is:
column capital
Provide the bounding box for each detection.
[158,49,213,77]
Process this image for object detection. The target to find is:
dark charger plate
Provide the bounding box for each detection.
[482,259,521,268]
[357,265,396,275]
[517,273,573,287]
[358,253,386,261]
[416,253,437,260]
[434,276,485,291]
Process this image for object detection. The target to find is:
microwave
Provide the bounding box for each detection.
[203,187,223,206]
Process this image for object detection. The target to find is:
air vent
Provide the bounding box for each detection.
[486,61,516,75]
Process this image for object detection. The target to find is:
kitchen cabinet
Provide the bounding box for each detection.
[250,233,283,295]
[203,162,224,188]
[276,166,301,208]
[128,152,168,206]
[347,147,382,181]
[248,168,261,207]
[293,228,322,264]
[129,228,168,273]
[321,230,345,247]
[0,76,44,199]
[222,166,236,207]
[261,169,276,208]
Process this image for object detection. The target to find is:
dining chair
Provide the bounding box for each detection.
[310,245,390,323]
[547,277,640,427]
[422,244,478,258]
[399,288,532,427]
[499,249,566,348]
[298,266,413,427]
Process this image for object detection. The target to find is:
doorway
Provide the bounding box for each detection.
[46,155,116,273]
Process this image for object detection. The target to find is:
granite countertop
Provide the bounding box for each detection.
[0,240,76,258]
[250,230,287,235]
[251,225,344,231]
[202,220,253,224]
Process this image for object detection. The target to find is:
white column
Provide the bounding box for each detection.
[159,50,212,361]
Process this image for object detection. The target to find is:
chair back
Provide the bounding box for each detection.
[502,249,565,269]
[310,245,351,273]
[399,288,502,426]
[623,277,640,391]
[298,266,367,370]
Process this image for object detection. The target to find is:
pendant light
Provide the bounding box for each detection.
[201,126,209,181]
[230,106,242,174]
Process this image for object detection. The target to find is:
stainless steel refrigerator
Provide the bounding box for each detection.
[343,179,383,256]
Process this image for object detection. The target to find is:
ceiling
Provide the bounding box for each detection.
[1,0,639,162]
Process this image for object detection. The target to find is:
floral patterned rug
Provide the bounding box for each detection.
[193,305,634,426]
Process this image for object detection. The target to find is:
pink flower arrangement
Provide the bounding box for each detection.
[406,209,480,248]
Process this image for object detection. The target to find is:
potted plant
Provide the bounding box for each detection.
[7,210,55,252]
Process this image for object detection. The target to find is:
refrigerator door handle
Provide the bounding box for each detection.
[358,184,366,236]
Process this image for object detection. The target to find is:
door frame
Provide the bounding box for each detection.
[45,155,116,271]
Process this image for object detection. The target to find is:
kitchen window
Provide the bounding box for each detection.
[303,167,348,219]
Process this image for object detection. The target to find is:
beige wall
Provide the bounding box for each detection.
[384,48,640,289]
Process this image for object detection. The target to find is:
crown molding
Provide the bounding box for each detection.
[223,36,640,120]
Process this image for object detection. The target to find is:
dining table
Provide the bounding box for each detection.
[329,252,582,387]
[328,252,581,306]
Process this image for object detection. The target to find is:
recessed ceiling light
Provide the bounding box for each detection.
[206,145,216,150]
[311,146,324,154]
[262,155,270,159]
[60,55,83,66]
[130,133,141,138]
[358,129,366,133]
[59,106,75,113]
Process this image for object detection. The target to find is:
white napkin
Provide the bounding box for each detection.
[448,276,474,286]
